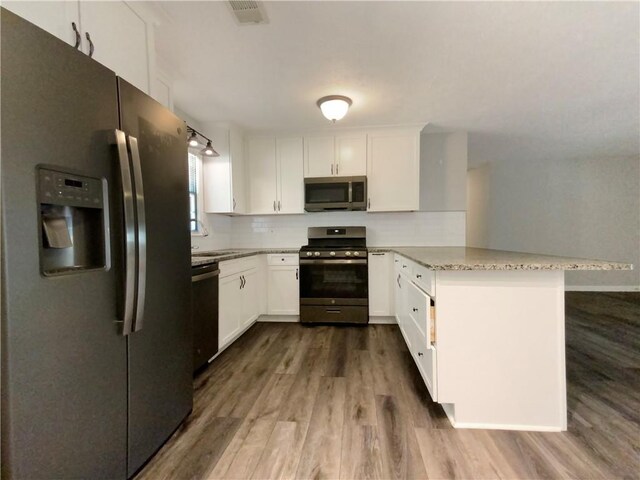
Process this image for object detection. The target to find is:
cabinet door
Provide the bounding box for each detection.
[367,131,420,211]
[335,134,367,176]
[240,270,259,328]
[79,1,150,94]
[267,266,300,315]
[277,137,304,214]
[247,137,277,214]
[304,136,335,177]
[368,252,393,316]
[3,1,80,47]
[230,128,246,214]
[219,274,242,348]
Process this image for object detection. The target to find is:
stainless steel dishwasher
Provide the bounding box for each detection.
[191,262,220,373]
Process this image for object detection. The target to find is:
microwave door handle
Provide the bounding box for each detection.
[113,130,136,336]
[348,181,353,204]
[128,135,147,332]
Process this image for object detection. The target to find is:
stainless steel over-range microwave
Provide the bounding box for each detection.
[304,176,367,212]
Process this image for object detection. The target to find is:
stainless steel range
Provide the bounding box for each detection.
[299,226,369,324]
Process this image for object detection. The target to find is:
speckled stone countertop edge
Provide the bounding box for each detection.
[191,247,632,271]
[191,249,299,266]
[368,247,633,271]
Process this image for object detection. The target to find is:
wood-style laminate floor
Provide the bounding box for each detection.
[137,292,640,480]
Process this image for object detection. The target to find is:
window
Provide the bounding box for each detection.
[188,152,199,232]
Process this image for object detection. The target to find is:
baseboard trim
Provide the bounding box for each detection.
[369,316,397,324]
[565,285,640,292]
[452,421,563,432]
[258,314,299,323]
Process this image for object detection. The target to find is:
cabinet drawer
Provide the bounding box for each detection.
[267,254,299,266]
[411,264,435,297]
[408,284,429,343]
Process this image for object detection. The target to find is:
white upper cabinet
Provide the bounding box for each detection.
[247,137,278,214]
[5,1,154,95]
[304,136,334,177]
[203,126,246,214]
[367,128,421,212]
[304,133,366,178]
[79,1,150,94]
[276,137,304,214]
[335,134,367,176]
[247,136,304,214]
[3,1,80,46]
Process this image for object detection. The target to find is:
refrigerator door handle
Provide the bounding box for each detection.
[114,130,136,336]
[128,135,147,332]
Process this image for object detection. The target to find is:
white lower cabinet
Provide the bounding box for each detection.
[394,254,438,401]
[240,269,259,328]
[219,258,263,349]
[219,273,243,348]
[267,254,300,315]
[368,252,393,316]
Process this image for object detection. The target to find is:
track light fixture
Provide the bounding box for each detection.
[186,126,219,157]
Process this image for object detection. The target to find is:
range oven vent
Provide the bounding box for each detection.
[228,1,268,25]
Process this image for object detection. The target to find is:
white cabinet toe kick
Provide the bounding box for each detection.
[394,254,567,432]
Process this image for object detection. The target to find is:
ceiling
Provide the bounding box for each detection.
[153,1,639,165]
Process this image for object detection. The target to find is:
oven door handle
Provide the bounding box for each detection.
[299,259,368,265]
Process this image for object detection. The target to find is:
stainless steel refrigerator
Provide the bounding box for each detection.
[1,9,193,479]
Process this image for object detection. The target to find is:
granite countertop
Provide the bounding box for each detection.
[369,247,633,271]
[192,246,632,271]
[191,248,299,267]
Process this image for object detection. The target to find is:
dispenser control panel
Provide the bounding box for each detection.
[38,168,104,209]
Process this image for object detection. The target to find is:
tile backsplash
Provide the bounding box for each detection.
[200,211,466,249]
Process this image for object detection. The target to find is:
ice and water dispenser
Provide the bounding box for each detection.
[37,167,109,275]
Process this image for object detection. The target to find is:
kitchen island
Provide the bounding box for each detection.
[377,247,630,432]
[192,247,631,431]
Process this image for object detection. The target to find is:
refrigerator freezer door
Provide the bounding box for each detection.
[117,78,193,477]
[1,9,127,479]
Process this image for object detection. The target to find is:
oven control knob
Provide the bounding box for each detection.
[306,251,313,257]
[354,251,360,257]
[330,251,336,257]
[345,251,352,257]
[314,251,321,257]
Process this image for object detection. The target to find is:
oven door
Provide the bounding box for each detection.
[299,258,368,306]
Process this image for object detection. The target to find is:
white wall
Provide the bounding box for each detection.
[420,132,468,211]
[467,155,640,289]
[229,211,466,248]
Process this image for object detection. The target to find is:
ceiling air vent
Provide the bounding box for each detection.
[228,1,268,25]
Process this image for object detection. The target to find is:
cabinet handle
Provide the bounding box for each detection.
[367,198,371,209]
[336,164,339,175]
[413,307,418,312]
[397,274,401,287]
[85,31,94,58]
[416,274,422,279]
[71,22,81,49]
[331,164,334,175]
[296,268,299,280]
[418,352,424,357]
[273,200,276,212]
[240,275,245,289]
[278,200,281,211]
[371,253,385,256]
[233,198,236,211]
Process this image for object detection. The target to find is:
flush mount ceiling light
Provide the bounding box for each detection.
[186,126,219,157]
[317,95,352,123]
